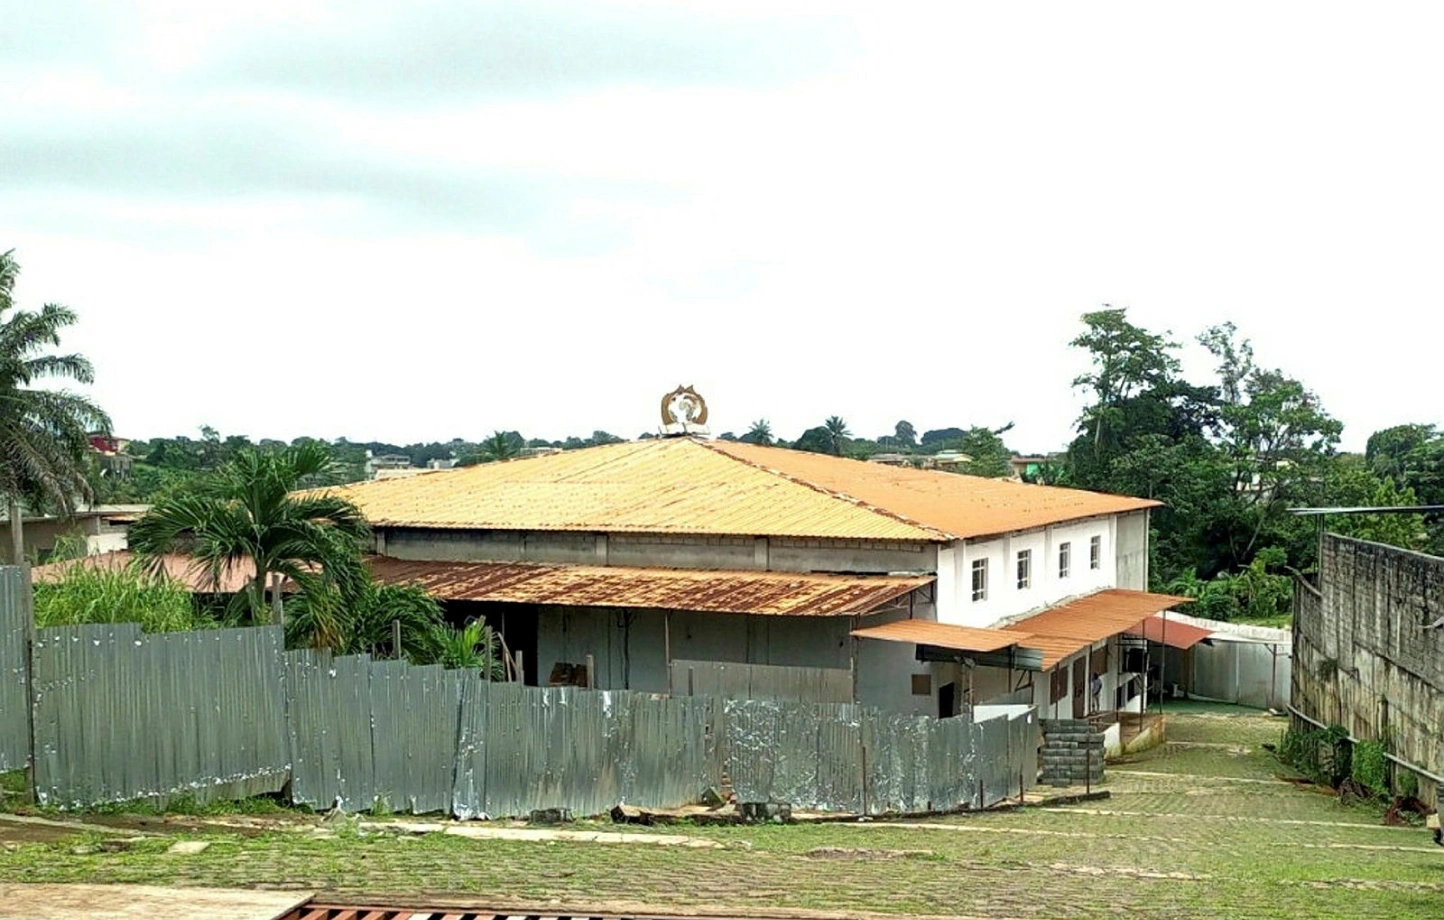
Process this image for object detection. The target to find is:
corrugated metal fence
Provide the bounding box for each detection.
[6,569,1037,817]
[0,567,29,771]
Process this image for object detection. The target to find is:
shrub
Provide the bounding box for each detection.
[33,562,210,633]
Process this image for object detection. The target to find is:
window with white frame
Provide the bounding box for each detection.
[1059,542,1071,579]
[971,558,988,601]
[1016,549,1032,590]
[1090,535,1102,570]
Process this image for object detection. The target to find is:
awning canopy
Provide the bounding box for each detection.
[1125,615,1213,650]
[1001,589,1193,670]
[367,556,933,617]
[851,620,1030,654]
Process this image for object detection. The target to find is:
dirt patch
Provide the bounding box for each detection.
[0,883,310,919]
[805,847,934,860]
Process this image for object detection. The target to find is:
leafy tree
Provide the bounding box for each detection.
[1321,455,1428,550]
[0,249,112,563]
[285,578,447,662]
[479,430,520,463]
[1365,424,1435,483]
[921,427,966,449]
[742,419,774,446]
[128,442,370,628]
[1071,307,1182,456]
[951,427,1015,478]
[793,425,834,455]
[893,420,917,449]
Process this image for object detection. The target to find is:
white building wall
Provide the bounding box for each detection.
[937,515,1119,628]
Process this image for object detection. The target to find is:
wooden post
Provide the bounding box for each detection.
[514,649,524,685]
[391,618,402,660]
[585,653,595,690]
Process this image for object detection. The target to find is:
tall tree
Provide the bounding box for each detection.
[893,420,917,449]
[480,430,519,462]
[0,250,112,563]
[128,442,370,627]
[742,419,774,446]
[823,416,851,456]
[1071,307,1182,455]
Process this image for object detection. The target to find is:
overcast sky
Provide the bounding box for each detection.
[4,1,1441,451]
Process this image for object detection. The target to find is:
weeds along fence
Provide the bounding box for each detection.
[7,578,1038,817]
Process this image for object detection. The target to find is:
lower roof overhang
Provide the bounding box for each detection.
[1124,614,1214,650]
[850,620,1045,669]
[366,556,933,617]
[1004,589,1195,669]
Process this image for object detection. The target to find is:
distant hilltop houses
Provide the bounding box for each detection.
[871,451,1058,480]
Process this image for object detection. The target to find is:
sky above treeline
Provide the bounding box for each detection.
[4,1,1441,452]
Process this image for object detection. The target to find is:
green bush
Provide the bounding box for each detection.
[1350,739,1390,799]
[1278,724,1350,787]
[33,562,212,633]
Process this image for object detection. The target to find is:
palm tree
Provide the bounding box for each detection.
[480,430,519,462]
[0,250,112,564]
[128,442,370,628]
[744,419,774,446]
[824,416,851,456]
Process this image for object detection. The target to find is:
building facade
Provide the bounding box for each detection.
[332,437,1186,721]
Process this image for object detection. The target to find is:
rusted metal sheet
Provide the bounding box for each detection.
[1126,614,1214,650]
[0,567,29,770]
[324,437,1157,541]
[322,438,942,541]
[30,551,261,594]
[851,620,1029,654]
[1009,589,1191,642]
[369,557,931,617]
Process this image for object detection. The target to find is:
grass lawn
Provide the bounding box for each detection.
[1,709,1440,919]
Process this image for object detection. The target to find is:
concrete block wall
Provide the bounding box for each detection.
[1293,535,1444,807]
[1039,718,1105,787]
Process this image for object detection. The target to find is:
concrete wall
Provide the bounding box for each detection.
[381,528,935,576]
[1115,510,1149,591]
[938,515,1120,628]
[1294,534,1444,803]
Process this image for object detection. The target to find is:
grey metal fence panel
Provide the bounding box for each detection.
[671,660,852,703]
[0,567,29,771]
[450,671,488,819]
[927,714,977,810]
[863,711,931,815]
[32,624,288,808]
[623,692,718,809]
[283,650,375,811]
[369,661,463,814]
[977,714,1012,806]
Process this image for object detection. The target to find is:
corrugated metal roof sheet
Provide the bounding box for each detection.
[1125,614,1214,650]
[322,440,944,541]
[705,440,1161,539]
[31,550,260,594]
[1001,589,1192,669]
[851,620,1030,653]
[321,438,1158,542]
[367,556,933,617]
[1006,589,1191,643]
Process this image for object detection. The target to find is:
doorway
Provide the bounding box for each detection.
[938,681,956,720]
[1072,658,1086,719]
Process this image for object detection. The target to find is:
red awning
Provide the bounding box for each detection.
[1126,615,1213,650]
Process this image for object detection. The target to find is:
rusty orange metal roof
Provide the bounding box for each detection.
[851,620,1030,653]
[322,438,1157,542]
[1002,589,1192,669]
[367,556,933,617]
[31,550,260,594]
[1126,614,1214,650]
[705,441,1159,539]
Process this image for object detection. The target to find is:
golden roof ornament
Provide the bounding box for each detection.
[660,385,710,436]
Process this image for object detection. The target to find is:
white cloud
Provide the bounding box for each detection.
[3,1,1442,450]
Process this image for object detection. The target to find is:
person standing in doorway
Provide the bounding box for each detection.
[1089,671,1103,714]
